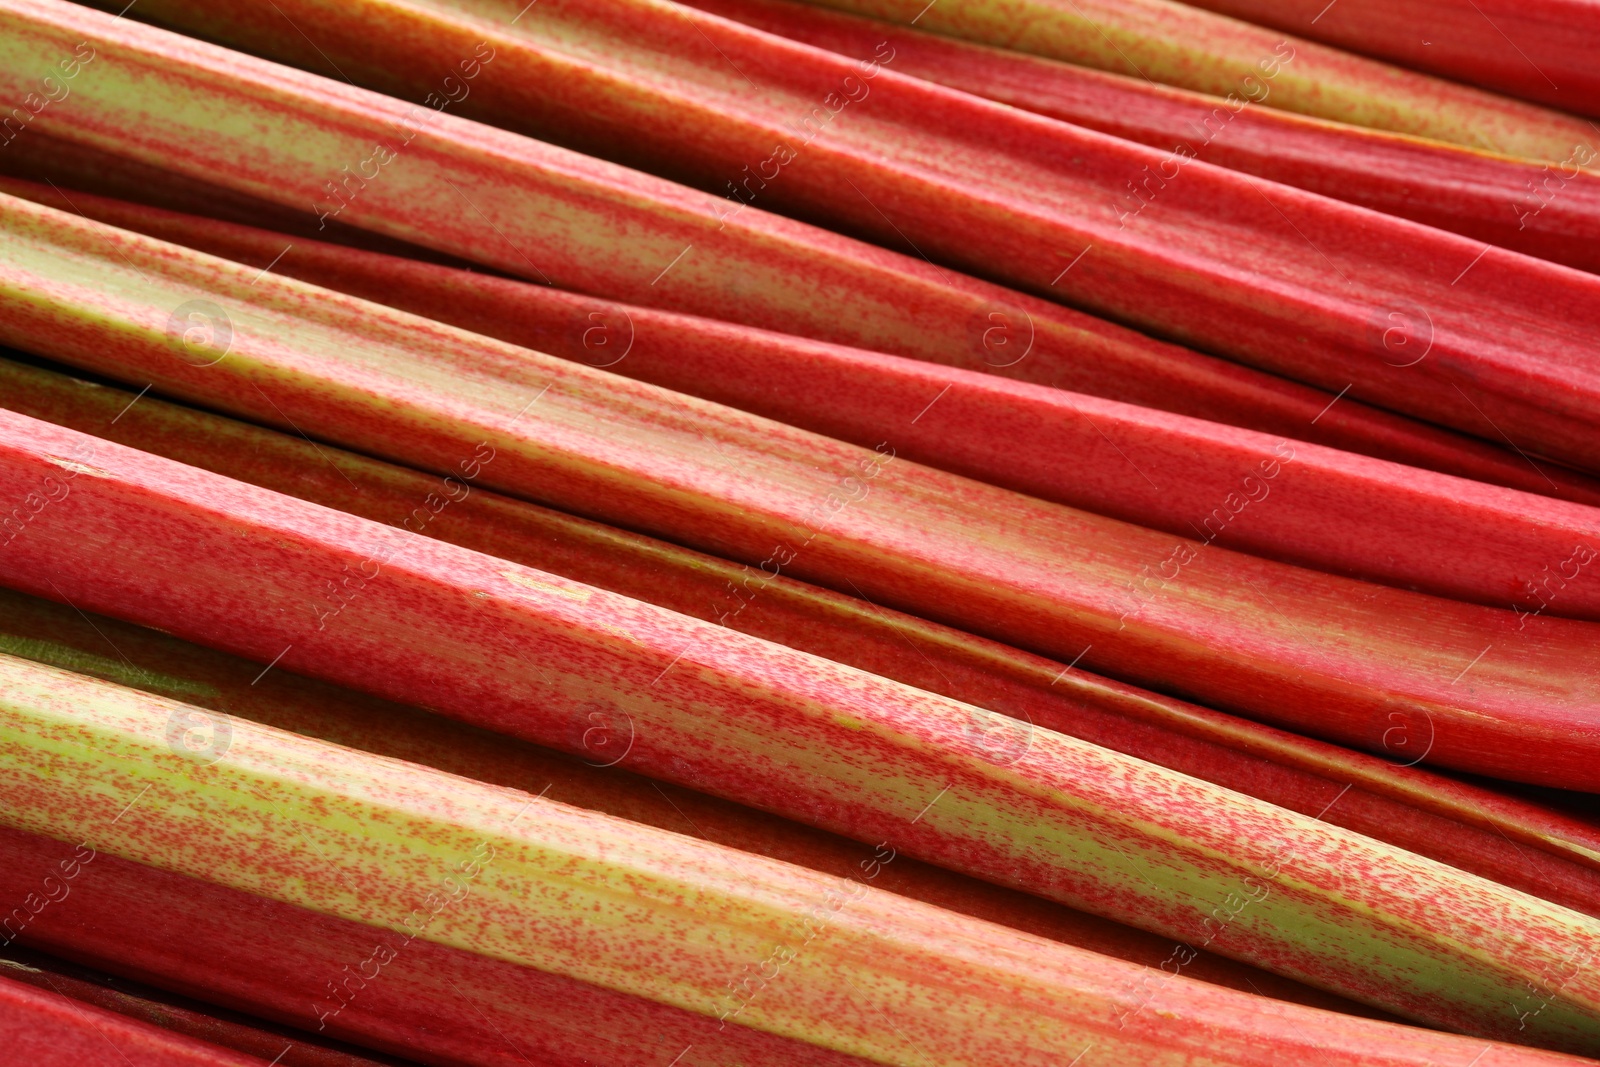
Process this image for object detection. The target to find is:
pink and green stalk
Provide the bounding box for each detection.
[689,0,1600,274]
[795,0,1599,159]
[1181,0,1600,118]
[1,194,1598,791]
[8,356,1600,928]
[0,819,888,1067]
[6,0,1600,475]
[4,653,1600,1063]
[0,583,1383,1016]
[9,177,1600,616]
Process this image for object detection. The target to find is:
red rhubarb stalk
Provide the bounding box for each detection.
[9,178,1599,614]
[1181,0,1600,118]
[687,0,1600,274]
[3,654,1600,1062]
[7,356,1600,925]
[0,948,395,1067]
[1,196,1597,796]
[1,0,1594,479]
[0,970,275,1066]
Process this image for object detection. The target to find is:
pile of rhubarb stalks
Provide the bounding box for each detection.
[0,0,1598,1062]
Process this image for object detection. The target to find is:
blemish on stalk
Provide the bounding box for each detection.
[503,570,592,602]
[43,456,109,479]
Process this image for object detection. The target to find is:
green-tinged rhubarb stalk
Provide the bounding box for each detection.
[0,970,275,1066]
[8,355,1600,929]
[3,406,1600,1044]
[0,653,1597,1065]
[72,0,1600,472]
[8,179,1599,616]
[687,0,1600,274]
[0,193,1597,794]
[0,820,889,1067]
[1,0,1594,479]
[796,0,1599,160]
[1182,0,1600,118]
[0,583,1376,1015]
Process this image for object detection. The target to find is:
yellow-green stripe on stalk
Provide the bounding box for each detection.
[0,651,1595,1067]
[801,0,1599,163]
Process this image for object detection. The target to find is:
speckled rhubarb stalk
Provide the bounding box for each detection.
[686,0,1600,274]
[795,0,1597,159]
[9,179,1600,614]
[0,822,886,1067]
[1,194,1598,791]
[1183,0,1600,118]
[5,654,1600,1064]
[0,0,1462,480]
[7,357,1600,929]
[0,583,1383,1017]
[6,410,1600,1045]
[67,0,1600,471]
[0,970,274,1066]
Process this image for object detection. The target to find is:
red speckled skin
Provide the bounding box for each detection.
[5,1,1600,477]
[0,585,1383,1019]
[0,968,275,1065]
[7,359,1600,929]
[687,0,1600,275]
[6,415,1600,1045]
[74,0,1600,472]
[9,177,1600,619]
[0,951,405,1067]
[0,827,879,1067]
[1,199,1598,798]
[3,664,1595,1067]
[1185,0,1600,118]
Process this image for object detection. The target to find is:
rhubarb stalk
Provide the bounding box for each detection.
[794,0,1598,159]
[1,653,1597,1062]
[1180,0,1600,118]
[0,970,275,1066]
[0,581,1380,1014]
